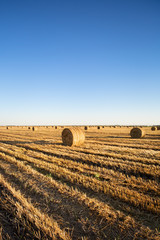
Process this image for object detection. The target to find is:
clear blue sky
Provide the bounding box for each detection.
[0,0,160,125]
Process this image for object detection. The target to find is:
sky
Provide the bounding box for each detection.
[0,0,160,125]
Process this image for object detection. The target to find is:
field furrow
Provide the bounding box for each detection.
[0,147,159,216]
[0,174,70,240]
[0,127,159,239]
[0,143,159,199]
[0,152,159,239]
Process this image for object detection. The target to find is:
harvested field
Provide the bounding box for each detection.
[0,126,159,240]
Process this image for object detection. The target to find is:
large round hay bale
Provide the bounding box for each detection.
[97,126,101,129]
[84,126,88,130]
[130,127,145,138]
[62,127,85,146]
[151,126,157,131]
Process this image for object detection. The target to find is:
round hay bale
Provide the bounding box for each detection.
[97,126,101,129]
[32,126,37,131]
[55,126,57,129]
[151,126,157,131]
[84,126,88,130]
[62,127,85,146]
[130,127,145,139]
[157,126,160,130]
[28,127,31,130]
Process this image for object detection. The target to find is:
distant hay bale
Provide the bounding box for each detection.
[28,127,31,130]
[84,126,88,130]
[97,126,101,129]
[55,126,57,129]
[32,127,37,131]
[6,126,9,129]
[151,126,157,131]
[62,127,85,147]
[157,126,160,130]
[130,127,145,139]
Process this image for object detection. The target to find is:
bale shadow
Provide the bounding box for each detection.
[87,135,129,139]
[145,134,160,140]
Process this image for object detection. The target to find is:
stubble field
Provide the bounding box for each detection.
[0,126,159,240]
